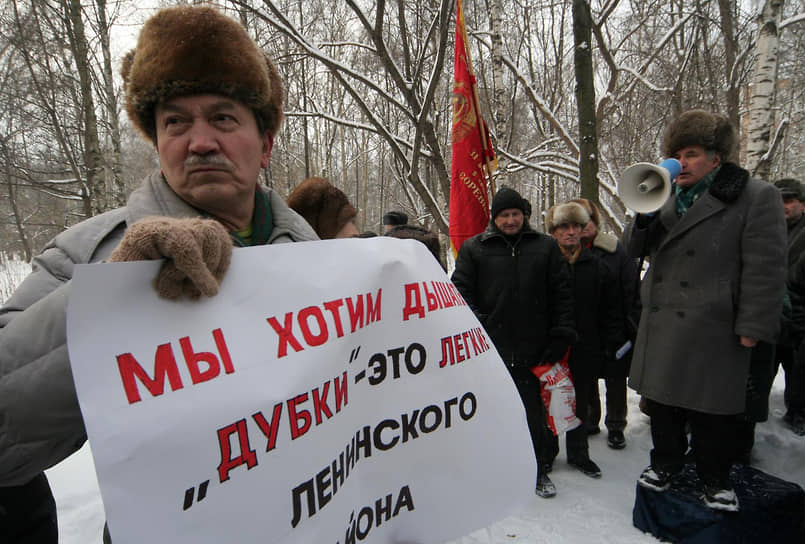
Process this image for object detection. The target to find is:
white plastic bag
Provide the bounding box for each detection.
[531,350,582,436]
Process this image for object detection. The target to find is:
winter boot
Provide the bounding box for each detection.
[607,430,626,450]
[701,485,740,512]
[568,457,602,478]
[637,466,677,492]
[536,473,556,498]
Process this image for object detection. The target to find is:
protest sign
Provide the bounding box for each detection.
[67,237,536,543]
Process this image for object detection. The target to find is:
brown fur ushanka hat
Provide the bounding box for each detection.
[661,109,736,161]
[121,5,284,143]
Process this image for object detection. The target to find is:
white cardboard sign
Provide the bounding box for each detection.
[66,237,536,543]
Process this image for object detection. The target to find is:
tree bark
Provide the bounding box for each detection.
[572,0,599,202]
[745,0,785,179]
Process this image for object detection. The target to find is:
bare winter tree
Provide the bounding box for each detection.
[2,0,805,256]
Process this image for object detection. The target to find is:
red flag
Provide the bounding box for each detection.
[449,0,497,256]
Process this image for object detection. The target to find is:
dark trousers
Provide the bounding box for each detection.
[789,343,805,415]
[736,341,776,460]
[0,473,58,544]
[587,377,628,432]
[506,363,558,472]
[647,399,740,488]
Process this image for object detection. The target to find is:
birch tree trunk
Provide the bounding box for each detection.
[745,0,785,179]
[94,0,125,207]
[65,0,104,215]
[489,0,506,186]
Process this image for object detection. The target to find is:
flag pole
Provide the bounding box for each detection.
[457,0,497,198]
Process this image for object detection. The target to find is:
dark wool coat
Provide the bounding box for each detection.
[564,248,623,381]
[588,233,640,378]
[452,224,575,365]
[624,163,786,415]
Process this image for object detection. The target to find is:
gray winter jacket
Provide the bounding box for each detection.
[624,163,786,415]
[0,170,318,485]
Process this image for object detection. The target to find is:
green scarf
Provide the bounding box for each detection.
[675,166,720,217]
[230,188,274,246]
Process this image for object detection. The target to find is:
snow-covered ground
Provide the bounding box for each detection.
[48,373,805,543]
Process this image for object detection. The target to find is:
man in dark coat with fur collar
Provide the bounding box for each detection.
[624,109,786,512]
[452,187,576,498]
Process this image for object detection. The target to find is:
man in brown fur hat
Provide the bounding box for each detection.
[624,109,786,512]
[0,6,317,541]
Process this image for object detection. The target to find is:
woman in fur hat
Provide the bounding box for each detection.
[624,109,786,511]
[287,177,359,239]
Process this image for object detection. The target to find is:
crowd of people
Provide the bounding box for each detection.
[0,4,800,542]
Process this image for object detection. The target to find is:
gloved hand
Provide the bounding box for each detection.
[635,212,657,228]
[540,326,578,364]
[541,337,569,364]
[109,216,232,299]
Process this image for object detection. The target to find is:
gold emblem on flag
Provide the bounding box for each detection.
[452,80,477,144]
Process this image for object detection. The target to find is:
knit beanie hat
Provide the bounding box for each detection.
[661,110,736,161]
[121,5,284,143]
[545,202,590,233]
[490,187,529,219]
[287,177,358,240]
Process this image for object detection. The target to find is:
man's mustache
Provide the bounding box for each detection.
[184,154,234,169]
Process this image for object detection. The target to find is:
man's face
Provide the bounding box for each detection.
[155,94,272,229]
[552,223,582,250]
[783,196,805,223]
[494,208,524,235]
[580,220,597,244]
[672,145,720,188]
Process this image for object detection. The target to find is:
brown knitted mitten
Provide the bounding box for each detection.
[109,216,232,299]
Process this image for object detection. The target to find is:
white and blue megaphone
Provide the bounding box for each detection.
[617,158,682,214]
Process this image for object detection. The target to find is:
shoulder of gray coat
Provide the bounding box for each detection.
[266,188,320,243]
[49,208,129,265]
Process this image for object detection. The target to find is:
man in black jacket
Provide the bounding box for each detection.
[452,187,576,498]
[546,201,623,479]
[773,178,805,433]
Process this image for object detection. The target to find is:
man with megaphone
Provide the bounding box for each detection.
[623,109,786,512]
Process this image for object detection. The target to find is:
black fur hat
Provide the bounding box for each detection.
[661,109,736,161]
[121,5,284,143]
